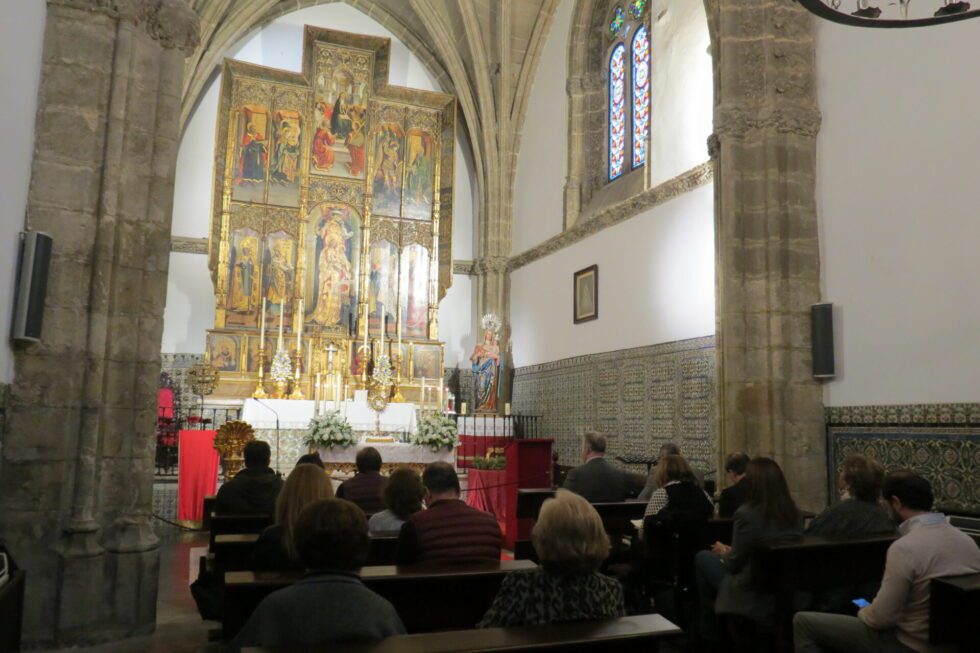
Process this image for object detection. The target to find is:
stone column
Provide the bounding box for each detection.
[708,0,826,509]
[0,0,198,645]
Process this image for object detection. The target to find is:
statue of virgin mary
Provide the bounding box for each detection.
[470,313,501,413]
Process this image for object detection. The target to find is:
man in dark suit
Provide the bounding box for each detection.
[215,440,283,514]
[718,452,750,518]
[562,432,636,502]
[336,447,386,514]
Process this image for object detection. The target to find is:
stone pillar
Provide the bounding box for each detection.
[708,0,826,510]
[0,0,198,645]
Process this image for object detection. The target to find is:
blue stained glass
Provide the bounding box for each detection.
[609,44,627,180]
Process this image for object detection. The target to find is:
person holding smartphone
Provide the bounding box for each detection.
[793,471,980,653]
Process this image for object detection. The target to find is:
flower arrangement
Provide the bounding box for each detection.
[472,455,506,470]
[270,347,292,382]
[372,352,393,388]
[413,414,459,451]
[304,411,357,449]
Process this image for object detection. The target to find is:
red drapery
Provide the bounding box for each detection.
[457,435,513,469]
[158,388,174,418]
[177,429,219,522]
[466,469,507,532]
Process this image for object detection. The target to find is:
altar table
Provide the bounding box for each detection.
[318,440,455,475]
[241,398,418,434]
[177,429,219,523]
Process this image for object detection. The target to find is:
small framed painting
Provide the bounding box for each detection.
[573,265,599,324]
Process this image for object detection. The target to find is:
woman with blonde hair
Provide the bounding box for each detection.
[477,489,624,627]
[251,463,334,570]
[643,454,713,519]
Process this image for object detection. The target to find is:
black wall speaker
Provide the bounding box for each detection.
[12,231,53,343]
[811,302,835,379]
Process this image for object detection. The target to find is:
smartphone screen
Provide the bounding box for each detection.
[852,598,870,608]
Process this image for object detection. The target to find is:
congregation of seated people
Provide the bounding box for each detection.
[211,436,979,653]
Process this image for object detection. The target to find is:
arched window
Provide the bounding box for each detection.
[606,1,650,181]
[608,44,627,180]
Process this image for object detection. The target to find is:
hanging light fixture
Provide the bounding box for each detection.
[797,0,978,27]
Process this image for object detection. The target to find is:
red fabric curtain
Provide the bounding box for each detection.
[466,469,507,531]
[177,429,219,522]
[158,388,174,418]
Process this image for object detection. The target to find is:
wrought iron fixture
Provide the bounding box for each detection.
[797,1,978,27]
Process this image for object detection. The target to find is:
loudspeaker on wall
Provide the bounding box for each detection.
[811,302,835,379]
[12,231,53,343]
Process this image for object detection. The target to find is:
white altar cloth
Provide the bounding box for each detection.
[319,441,454,467]
[241,398,418,435]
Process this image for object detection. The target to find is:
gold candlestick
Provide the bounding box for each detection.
[391,351,406,403]
[288,350,304,400]
[252,346,267,398]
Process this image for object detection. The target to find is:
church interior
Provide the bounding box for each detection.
[0,1,978,652]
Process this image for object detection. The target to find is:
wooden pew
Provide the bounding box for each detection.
[241,613,682,652]
[752,533,897,652]
[223,559,538,640]
[213,533,400,576]
[930,572,980,653]
[209,514,273,547]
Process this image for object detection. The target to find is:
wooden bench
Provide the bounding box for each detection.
[213,533,399,576]
[209,513,273,547]
[241,613,682,652]
[752,533,897,652]
[930,572,980,653]
[224,559,538,640]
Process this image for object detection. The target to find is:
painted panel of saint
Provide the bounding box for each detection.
[304,203,361,328]
[209,334,240,372]
[371,124,404,217]
[310,55,369,179]
[412,344,441,381]
[232,104,269,203]
[399,243,430,339]
[263,231,294,318]
[402,129,435,220]
[246,335,267,372]
[368,239,398,336]
[225,228,261,326]
[267,109,302,207]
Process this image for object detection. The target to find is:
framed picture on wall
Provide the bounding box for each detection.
[573,265,598,324]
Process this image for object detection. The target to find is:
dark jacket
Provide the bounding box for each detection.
[250,524,303,572]
[806,498,895,537]
[718,477,748,518]
[397,498,502,564]
[660,481,715,520]
[214,467,282,515]
[716,503,803,624]
[230,570,405,651]
[336,471,386,514]
[562,457,634,503]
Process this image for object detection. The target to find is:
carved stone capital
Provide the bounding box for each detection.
[474,256,510,275]
[714,105,822,139]
[452,259,476,276]
[48,0,201,52]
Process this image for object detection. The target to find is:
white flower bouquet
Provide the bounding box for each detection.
[413,414,459,451]
[372,353,393,388]
[304,411,357,449]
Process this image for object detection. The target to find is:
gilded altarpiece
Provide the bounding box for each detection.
[207,28,455,398]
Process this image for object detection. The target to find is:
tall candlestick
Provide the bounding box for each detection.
[380,314,385,353]
[439,385,444,412]
[397,304,402,353]
[259,298,267,349]
[277,305,284,349]
[420,377,426,406]
[315,372,321,415]
[296,299,303,355]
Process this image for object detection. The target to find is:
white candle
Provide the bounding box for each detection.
[420,377,426,406]
[296,299,303,355]
[277,305,284,349]
[336,372,341,405]
[259,298,267,349]
[380,313,384,353]
[460,402,468,416]
[315,373,321,414]
[505,402,512,417]
[397,304,402,352]
[438,385,443,412]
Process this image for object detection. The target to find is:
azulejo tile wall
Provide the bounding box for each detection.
[827,404,980,515]
[161,352,205,410]
[512,336,717,475]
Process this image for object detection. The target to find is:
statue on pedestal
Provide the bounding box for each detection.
[471,313,501,413]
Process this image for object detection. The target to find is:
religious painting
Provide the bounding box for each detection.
[399,243,430,338]
[232,104,269,202]
[573,264,599,324]
[304,203,361,328]
[412,344,441,381]
[209,334,240,372]
[350,341,370,378]
[389,343,410,378]
[368,239,398,335]
[246,335,267,372]
[267,108,302,207]
[225,228,261,325]
[402,129,435,220]
[310,46,370,179]
[263,231,294,316]
[371,124,404,217]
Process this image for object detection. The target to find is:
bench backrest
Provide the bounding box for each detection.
[223,559,538,639]
[930,572,980,652]
[212,533,400,574]
[752,533,896,593]
[209,514,273,546]
[241,613,681,652]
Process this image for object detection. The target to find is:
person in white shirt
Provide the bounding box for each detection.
[793,470,980,653]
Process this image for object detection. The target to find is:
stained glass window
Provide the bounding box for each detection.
[628,0,647,19]
[609,6,626,37]
[608,44,627,180]
[631,25,650,170]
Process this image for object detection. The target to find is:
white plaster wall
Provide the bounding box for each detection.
[511,184,715,368]
[816,20,980,406]
[165,3,476,361]
[0,1,46,382]
[511,0,573,253]
[439,274,475,369]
